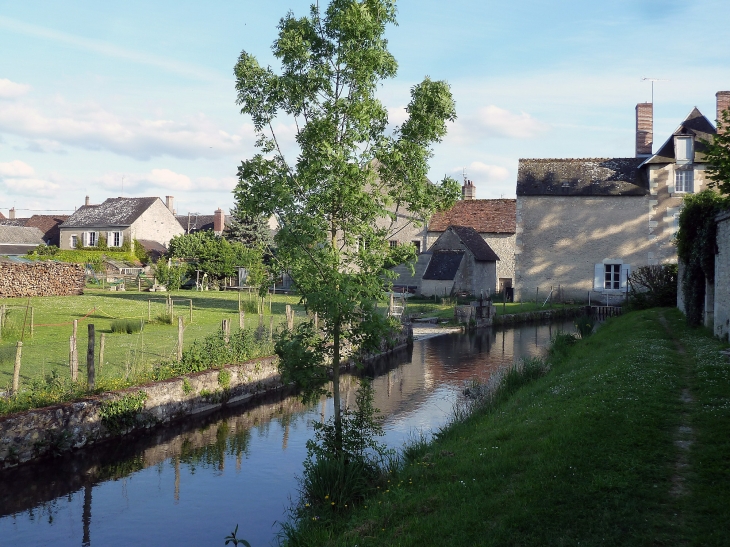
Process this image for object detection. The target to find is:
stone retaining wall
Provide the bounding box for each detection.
[0,261,85,297]
[0,325,412,469]
[493,306,588,327]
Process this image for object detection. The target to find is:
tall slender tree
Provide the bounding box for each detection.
[233,0,459,452]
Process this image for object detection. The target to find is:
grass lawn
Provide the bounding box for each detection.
[406,297,581,322]
[0,288,305,392]
[286,308,730,546]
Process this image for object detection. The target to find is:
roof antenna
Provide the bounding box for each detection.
[641,77,669,104]
[462,167,468,183]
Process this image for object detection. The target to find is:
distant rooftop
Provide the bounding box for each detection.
[429,199,516,233]
[62,197,160,228]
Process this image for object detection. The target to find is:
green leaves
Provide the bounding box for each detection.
[704,108,730,195]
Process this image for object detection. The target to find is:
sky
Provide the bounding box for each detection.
[1,0,729,218]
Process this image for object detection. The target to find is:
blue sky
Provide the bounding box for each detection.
[1,0,729,217]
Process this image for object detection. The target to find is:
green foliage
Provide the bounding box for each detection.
[233,0,459,452]
[168,327,270,376]
[549,331,578,358]
[703,107,730,195]
[182,377,193,394]
[628,264,678,310]
[676,190,730,325]
[28,244,59,257]
[225,525,252,547]
[167,230,266,285]
[227,201,273,249]
[574,315,594,338]
[154,260,189,291]
[99,391,148,434]
[218,368,231,389]
[110,319,143,334]
[27,247,139,271]
[133,239,150,263]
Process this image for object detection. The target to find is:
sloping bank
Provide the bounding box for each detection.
[0,327,412,469]
[492,305,586,326]
[285,309,730,546]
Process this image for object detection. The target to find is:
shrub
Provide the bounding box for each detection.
[154,261,189,291]
[111,319,144,334]
[549,331,578,358]
[574,315,594,338]
[628,264,678,310]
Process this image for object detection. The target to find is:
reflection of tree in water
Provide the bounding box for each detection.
[178,422,251,474]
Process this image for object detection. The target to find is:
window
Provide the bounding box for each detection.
[594,262,630,292]
[412,240,421,254]
[675,169,693,193]
[111,231,122,247]
[604,264,621,290]
[70,235,78,248]
[675,136,693,165]
[389,240,398,248]
[88,232,97,247]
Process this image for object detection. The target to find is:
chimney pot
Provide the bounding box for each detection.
[636,102,653,157]
[717,91,730,134]
[9,207,15,220]
[165,196,174,214]
[85,195,90,206]
[462,179,476,200]
[214,208,224,234]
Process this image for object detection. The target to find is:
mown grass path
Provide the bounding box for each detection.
[289,309,730,546]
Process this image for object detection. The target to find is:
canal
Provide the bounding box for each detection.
[0,320,572,546]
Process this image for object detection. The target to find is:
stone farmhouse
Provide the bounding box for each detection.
[0,225,45,256]
[514,91,729,303]
[59,196,183,251]
[420,226,499,298]
[0,209,69,247]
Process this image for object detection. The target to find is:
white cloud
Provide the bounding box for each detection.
[94,169,235,194]
[0,159,35,177]
[0,78,30,99]
[472,105,549,139]
[2,177,60,194]
[454,161,510,182]
[0,99,256,160]
[387,106,408,126]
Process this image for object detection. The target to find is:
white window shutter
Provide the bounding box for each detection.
[107,232,113,246]
[620,264,631,290]
[668,169,675,194]
[119,232,124,246]
[594,264,603,290]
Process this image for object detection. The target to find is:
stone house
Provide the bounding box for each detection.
[514,91,728,303]
[0,212,68,247]
[428,185,516,292]
[59,196,184,251]
[420,226,499,298]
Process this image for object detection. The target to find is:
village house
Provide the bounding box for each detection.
[0,225,45,256]
[59,196,183,251]
[420,226,499,298]
[514,91,728,303]
[0,209,68,247]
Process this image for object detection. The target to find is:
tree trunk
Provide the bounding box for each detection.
[332,320,342,456]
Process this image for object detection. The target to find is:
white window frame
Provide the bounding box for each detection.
[109,231,123,247]
[70,235,78,248]
[594,261,630,293]
[675,168,694,194]
[87,231,97,247]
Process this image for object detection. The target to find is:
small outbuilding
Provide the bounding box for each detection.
[420,225,499,298]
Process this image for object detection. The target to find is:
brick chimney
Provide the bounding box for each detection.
[635,102,653,157]
[462,179,476,200]
[165,196,175,214]
[85,195,90,206]
[717,91,730,134]
[214,208,224,234]
[9,207,15,220]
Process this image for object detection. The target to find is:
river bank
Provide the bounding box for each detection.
[283,308,730,546]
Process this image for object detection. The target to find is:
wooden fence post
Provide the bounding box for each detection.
[0,303,4,342]
[12,341,22,395]
[178,316,184,361]
[189,299,193,323]
[148,299,151,322]
[238,290,241,312]
[30,307,34,338]
[239,310,245,329]
[87,324,95,390]
[71,320,78,381]
[535,287,539,305]
[269,315,274,340]
[258,313,263,329]
[285,305,294,330]
[99,333,106,371]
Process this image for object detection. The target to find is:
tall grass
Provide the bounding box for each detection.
[110,319,144,334]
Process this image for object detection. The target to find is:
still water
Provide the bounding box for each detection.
[0,321,571,547]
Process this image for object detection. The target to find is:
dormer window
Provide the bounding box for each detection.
[675,136,693,165]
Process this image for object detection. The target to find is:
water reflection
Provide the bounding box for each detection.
[0,320,571,546]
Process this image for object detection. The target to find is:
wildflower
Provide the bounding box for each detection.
[324,495,329,500]
[331,502,335,506]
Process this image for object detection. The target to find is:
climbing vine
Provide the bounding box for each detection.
[676,190,729,326]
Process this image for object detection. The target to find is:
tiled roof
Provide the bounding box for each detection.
[0,225,45,245]
[517,158,648,196]
[422,250,464,280]
[449,226,500,261]
[176,214,229,233]
[644,107,717,165]
[24,215,68,246]
[62,197,159,228]
[429,199,516,233]
[0,218,30,227]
